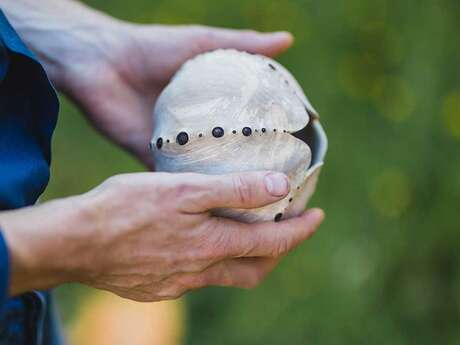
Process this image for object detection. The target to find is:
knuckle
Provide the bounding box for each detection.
[101,174,140,197]
[273,235,291,257]
[239,273,263,290]
[172,181,200,203]
[123,278,144,290]
[157,285,187,300]
[197,235,226,262]
[114,286,160,303]
[210,222,241,258]
[232,175,253,205]
[173,182,192,200]
[180,246,215,269]
[180,274,207,290]
[103,175,126,190]
[203,29,218,45]
[172,175,206,198]
[190,26,215,53]
[218,273,234,287]
[195,220,233,261]
[129,293,158,303]
[199,245,221,262]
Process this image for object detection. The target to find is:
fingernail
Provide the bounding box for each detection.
[264,173,289,197]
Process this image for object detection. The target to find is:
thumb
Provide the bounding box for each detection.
[180,171,290,213]
[192,26,294,57]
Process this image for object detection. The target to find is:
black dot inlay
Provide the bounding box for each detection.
[289,198,293,202]
[166,139,170,143]
[268,63,276,71]
[273,129,277,132]
[261,128,266,133]
[156,137,163,149]
[242,127,252,136]
[297,186,300,190]
[232,130,237,134]
[274,213,283,222]
[283,130,287,133]
[176,132,189,145]
[199,133,203,138]
[212,127,224,138]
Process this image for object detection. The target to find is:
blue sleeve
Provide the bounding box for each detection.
[0,9,59,210]
[0,229,10,310]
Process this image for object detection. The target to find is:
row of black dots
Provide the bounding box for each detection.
[154,126,291,150]
[274,213,283,222]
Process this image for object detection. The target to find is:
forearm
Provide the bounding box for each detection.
[1,0,121,89]
[0,195,94,296]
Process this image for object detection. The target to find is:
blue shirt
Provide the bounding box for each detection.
[0,9,62,345]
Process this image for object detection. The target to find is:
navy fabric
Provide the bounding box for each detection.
[0,233,8,313]
[0,9,61,345]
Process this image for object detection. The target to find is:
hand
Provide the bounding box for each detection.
[60,24,293,167]
[0,171,323,301]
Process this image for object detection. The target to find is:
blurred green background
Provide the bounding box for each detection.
[42,0,460,344]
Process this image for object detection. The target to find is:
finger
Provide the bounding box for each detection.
[216,208,325,258]
[173,257,279,292]
[179,171,290,213]
[192,26,294,57]
[202,257,279,289]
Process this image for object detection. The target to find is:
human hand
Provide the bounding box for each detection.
[61,24,293,167]
[4,0,293,167]
[0,171,323,301]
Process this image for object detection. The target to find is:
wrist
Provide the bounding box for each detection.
[0,195,95,295]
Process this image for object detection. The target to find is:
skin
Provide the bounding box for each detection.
[0,0,325,302]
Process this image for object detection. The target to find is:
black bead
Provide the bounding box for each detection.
[289,198,293,202]
[273,129,277,132]
[274,213,283,222]
[242,127,252,136]
[176,132,189,145]
[268,63,276,71]
[232,130,237,134]
[156,137,163,149]
[261,128,266,133]
[212,127,224,138]
[199,133,203,138]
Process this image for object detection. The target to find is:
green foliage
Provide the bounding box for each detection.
[46,0,460,343]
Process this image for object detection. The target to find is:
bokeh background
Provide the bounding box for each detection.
[42,0,460,344]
